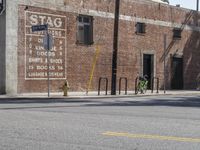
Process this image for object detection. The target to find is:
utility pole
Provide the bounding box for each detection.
[111,0,120,95]
[197,0,199,11]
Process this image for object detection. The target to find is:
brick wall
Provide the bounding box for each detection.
[16,0,200,93]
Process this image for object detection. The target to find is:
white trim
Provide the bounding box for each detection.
[17,1,200,32]
[69,7,200,32]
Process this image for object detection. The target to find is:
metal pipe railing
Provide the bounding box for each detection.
[119,77,128,95]
[98,77,108,95]
[135,76,139,95]
[151,77,159,93]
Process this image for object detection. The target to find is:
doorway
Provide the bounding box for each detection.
[143,54,154,89]
[171,57,183,89]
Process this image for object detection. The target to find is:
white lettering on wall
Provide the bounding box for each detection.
[29,14,63,28]
[25,11,66,80]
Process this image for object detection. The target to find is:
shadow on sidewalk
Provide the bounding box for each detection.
[0,96,200,110]
[84,96,200,108]
[0,98,94,104]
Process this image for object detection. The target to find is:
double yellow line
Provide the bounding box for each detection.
[102,131,200,143]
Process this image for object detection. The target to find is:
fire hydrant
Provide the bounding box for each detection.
[62,80,69,96]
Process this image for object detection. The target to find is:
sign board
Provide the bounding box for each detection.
[43,34,53,50]
[31,24,48,32]
[24,11,66,80]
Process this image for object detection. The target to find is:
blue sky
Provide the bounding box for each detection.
[170,0,197,10]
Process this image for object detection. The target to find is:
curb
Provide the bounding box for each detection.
[0,92,200,100]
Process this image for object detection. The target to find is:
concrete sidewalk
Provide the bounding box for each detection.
[0,90,200,99]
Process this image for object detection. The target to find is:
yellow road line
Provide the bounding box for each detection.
[102,131,200,143]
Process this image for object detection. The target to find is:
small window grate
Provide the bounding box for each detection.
[173,28,182,40]
[136,22,146,34]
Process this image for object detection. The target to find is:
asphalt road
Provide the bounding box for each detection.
[0,95,200,150]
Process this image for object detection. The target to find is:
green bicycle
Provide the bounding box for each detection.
[137,76,148,94]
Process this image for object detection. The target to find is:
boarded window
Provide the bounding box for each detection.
[77,15,93,45]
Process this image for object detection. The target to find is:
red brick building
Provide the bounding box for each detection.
[1,0,200,95]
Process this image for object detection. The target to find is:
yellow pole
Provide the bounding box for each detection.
[86,45,100,94]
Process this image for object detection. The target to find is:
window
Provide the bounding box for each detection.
[77,15,93,45]
[173,28,182,39]
[136,22,146,34]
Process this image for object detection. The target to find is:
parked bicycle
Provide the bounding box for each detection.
[137,75,148,94]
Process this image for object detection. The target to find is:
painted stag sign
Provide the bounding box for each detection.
[25,11,66,80]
